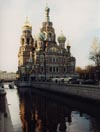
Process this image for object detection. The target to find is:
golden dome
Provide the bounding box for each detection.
[22,17,32,31]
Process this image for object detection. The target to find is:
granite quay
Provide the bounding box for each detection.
[0,88,14,132]
[28,82,100,101]
[15,79,100,102]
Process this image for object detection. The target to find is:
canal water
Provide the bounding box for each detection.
[5,85,100,132]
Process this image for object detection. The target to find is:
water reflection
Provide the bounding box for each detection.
[17,88,100,132]
[5,86,22,132]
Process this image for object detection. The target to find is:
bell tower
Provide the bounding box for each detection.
[18,18,34,67]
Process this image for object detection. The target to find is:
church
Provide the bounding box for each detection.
[17,6,76,80]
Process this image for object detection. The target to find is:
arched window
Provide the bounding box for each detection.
[21,38,24,45]
[52,34,55,41]
[56,67,58,72]
[41,66,44,72]
[64,67,66,72]
[53,67,55,72]
[50,67,52,72]
[48,33,52,41]
[26,38,30,44]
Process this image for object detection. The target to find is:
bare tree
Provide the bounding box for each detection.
[89,37,100,67]
[89,38,100,82]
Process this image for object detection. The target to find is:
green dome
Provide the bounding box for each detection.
[58,33,66,43]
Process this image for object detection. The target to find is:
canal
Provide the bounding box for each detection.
[5,85,100,132]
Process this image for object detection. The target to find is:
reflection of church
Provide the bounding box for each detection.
[18,89,72,132]
[18,6,76,80]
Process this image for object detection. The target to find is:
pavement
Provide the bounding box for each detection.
[0,98,14,132]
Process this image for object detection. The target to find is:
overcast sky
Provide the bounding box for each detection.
[0,0,100,72]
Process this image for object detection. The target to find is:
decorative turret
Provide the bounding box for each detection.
[58,32,66,48]
[18,18,34,67]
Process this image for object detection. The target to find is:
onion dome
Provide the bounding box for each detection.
[22,17,32,31]
[58,32,66,43]
[37,32,45,41]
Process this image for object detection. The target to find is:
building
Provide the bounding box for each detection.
[0,71,16,81]
[17,6,76,80]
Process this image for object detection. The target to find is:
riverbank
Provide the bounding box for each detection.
[0,88,14,132]
[16,80,100,101]
[30,82,100,102]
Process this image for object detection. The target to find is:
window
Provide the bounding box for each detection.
[40,57,44,63]
[41,66,44,72]
[56,67,58,72]
[64,67,66,72]
[26,38,30,44]
[50,67,52,72]
[21,38,24,45]
[53,58,55,63]
[48,33,52,41]
[53,67,55,72]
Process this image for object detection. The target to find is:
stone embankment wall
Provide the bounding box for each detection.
[32,82,100,101]
[0,88,14,132]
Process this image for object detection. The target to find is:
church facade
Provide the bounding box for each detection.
[17,6,76,80]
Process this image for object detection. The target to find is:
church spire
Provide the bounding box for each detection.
[45,5,50,22]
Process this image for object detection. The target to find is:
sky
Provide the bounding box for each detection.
[0,0,100,72]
